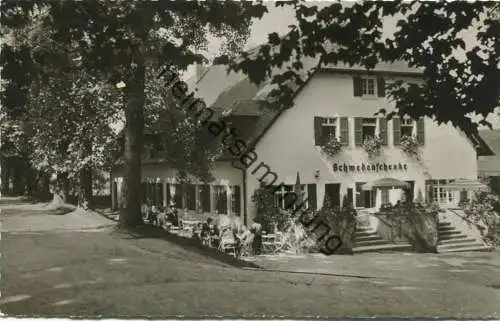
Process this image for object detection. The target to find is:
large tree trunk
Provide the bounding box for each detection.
[78,166,93,209]
[119,64,145,227]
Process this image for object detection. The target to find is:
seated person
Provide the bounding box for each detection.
[201,218,212,238]
[167,205,179,226]
[209,223,220,248]
[237,225,254,255]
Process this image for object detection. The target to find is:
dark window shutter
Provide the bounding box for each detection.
[417,117,425,145]
[158,183,164,208]
[215,186,228,214]
[377,76,385,97]
[307,184,317,210]
[340,117,349,146]
[233,185,241,216]
[186,184,196,210]
[314,117,323,145]
[355,182,365,208]
[200,185,211,212]
[354,117,363,146]
[379,118,388,145]
[347,188,354,206]
[353,76,362,97]
[174,184,183,208]
[393,117,401,146]
[166,183,170,206]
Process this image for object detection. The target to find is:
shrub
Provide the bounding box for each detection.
[363,136,383,158]
[400,135,420,159]
[251,183,281,233]
[321,134,343,157]
[460,190,500,248]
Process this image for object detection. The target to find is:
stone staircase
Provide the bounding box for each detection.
[354,225,412,254]
[437,221,490,253]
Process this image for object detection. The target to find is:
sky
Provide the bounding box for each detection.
[185,1,500,130]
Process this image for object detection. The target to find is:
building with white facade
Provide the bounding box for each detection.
[111,59,493,228]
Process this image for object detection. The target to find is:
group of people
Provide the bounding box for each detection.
[191,218,263,257]
[141,199,264,257]
[141,199,180,229]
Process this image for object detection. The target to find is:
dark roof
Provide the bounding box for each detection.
[478,129,500,176]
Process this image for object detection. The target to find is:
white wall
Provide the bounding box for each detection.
[246,72,478,221]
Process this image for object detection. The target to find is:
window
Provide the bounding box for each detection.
[429,179,458,206]
[213,185,228,214]
[321,117,338,143]
[381,189,390,205]
[274,185,307,210]
[172,184,183,209]
[361,77,376,96]
[362,118,377,141]
[185,184,196,211]
[199,185,211,212]
[401,118,415,138]
[230,185,241,216]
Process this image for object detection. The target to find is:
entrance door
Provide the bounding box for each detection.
[405,180,415,202]
[324,183,341,208]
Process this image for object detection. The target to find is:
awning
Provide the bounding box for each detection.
[362,178,411,191]
[441,179,488,191]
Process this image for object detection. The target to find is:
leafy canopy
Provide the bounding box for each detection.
[229,1,499,133]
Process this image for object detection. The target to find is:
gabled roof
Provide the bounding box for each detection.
[478,129,500,176]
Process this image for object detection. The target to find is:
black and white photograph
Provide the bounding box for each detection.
[0,0,499,318]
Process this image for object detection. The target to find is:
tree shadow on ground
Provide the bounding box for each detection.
[111,224,261,269]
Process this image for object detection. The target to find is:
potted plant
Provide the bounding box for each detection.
[401,135,420,159]
[321,134,343,157]
[363,136,383,158]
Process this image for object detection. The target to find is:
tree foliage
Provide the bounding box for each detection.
[1,0,267,225]
[230,1,499,133]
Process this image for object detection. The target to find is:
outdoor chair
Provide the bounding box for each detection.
[262,233,277,253]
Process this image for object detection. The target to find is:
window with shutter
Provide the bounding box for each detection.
[417,117,425,145]
[379,118,388,145]
[400,118,414,138]
[320,117,337,144]
[360,77,376,97]
[362,118,377,141]
[340,117,349,146]
[393,118,401,146]
[354,118,363,146]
